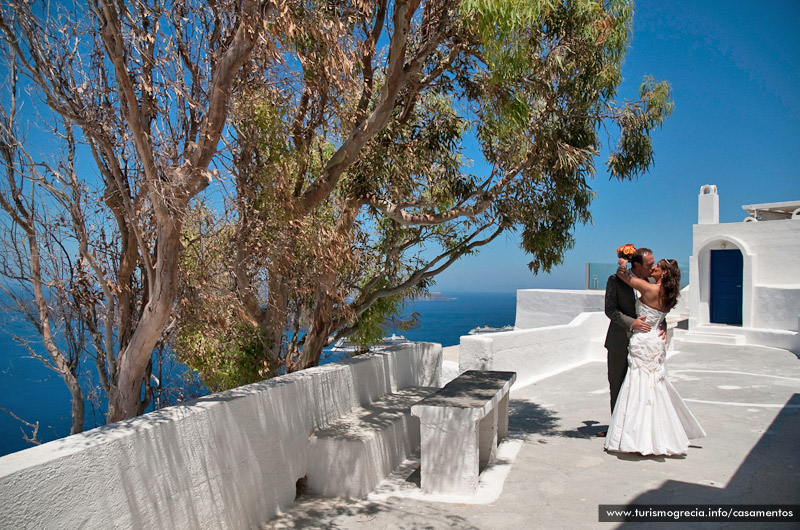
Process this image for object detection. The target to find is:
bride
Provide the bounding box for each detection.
[605,257,706,456]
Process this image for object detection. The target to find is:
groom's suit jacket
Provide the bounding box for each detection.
[604,274,637,353]
[604,274,637,413]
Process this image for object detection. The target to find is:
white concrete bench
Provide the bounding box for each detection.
[307,386,436,498]
[411,370,517,495]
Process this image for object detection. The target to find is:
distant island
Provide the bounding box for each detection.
[415,292,456,302]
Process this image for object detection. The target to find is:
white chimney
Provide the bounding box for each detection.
[698,184,719,224]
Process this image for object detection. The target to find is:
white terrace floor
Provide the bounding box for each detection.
[262,340,800,530]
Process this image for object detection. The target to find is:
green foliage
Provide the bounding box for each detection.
[455,0,671,272]
[173,204,274,390]
[347,294,406,348]
[609,77,674,179]
[175,0,672,385]
[346,280,426,350]
[174,319,267,393]
[346,93,471,203]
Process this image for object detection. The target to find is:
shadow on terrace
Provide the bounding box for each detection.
[614,393,800,529]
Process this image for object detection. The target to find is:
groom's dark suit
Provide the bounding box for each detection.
[604,274,637,413]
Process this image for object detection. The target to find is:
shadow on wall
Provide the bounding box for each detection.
[33,365,360,529]
[0,343,444,530]
[614,393,800,527]
[306,386,434,498]
[114,377,318,529]
[39,385,277,529]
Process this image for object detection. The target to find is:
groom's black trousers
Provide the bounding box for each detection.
[607,347,629,413]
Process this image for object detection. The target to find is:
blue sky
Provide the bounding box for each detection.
[434,0,800,293]
[4,1,796,295]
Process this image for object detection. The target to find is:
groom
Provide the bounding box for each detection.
[599,247,655,436]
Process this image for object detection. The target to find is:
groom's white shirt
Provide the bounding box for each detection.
[630,270,642,298]
[629,270,642,331]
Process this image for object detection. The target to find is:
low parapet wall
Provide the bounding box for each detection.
[515,289,605,329]
[0,342,442,530]
[460,312,608,388]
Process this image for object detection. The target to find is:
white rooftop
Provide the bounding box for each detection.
[741,200,800,220]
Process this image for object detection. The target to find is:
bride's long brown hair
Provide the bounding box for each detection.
[659,259,681,311]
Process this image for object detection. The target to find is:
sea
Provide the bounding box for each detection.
[0,291,516,457]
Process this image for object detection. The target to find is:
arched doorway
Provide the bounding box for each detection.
[709,249,743,325]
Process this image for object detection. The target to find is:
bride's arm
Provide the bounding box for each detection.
[616,258,658,294]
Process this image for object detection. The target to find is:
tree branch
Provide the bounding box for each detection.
[299,0,422,213]
[333,222,505,340]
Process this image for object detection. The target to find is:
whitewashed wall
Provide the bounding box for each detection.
[672,285,691,320]
[515,289,605,329]
[690,218,800,333]
[0,343,442,530]
[461,312,608,388]
[752,285,800,331]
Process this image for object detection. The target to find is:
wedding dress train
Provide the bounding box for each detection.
[605,300,706,455]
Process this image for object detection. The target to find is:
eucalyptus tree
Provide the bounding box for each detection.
[0,0,268,423]
[175,0,673,388]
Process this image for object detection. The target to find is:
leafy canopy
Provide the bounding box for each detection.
[173,0,672,387]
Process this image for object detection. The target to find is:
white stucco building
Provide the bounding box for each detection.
[684,185,800,352]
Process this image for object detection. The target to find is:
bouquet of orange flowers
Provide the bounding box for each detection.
[616,244,636,260]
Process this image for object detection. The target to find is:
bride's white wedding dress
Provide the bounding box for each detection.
[605,299,706,455]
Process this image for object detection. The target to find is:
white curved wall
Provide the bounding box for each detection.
[461,312,608,389]
[0,343,442,530]
[515,289,605,329]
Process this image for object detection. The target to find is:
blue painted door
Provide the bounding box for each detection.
[710,249,743,325]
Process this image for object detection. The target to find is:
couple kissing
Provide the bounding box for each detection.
[601,246,705,456]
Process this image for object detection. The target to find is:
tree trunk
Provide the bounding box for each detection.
[301,294,332,370]
[107,214,183,423]
[294,202,358,370]
[265,270,290,369]
[65,373,85,435]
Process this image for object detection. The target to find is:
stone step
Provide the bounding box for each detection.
[678,332,747,345]
[671,328,688,340]
[306,386,436,498]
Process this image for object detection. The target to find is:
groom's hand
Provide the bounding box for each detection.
[658,320,668,341]
[631,316,651,332]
